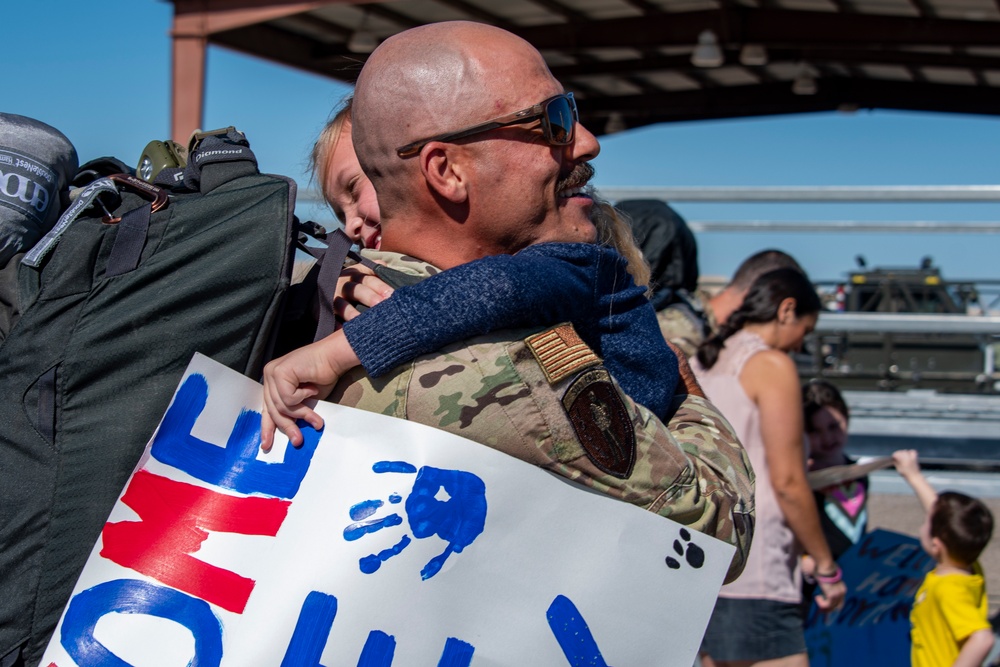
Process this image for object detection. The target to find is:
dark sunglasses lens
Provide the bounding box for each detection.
[545,96,575,144]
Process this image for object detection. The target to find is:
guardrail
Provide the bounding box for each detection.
[302,185,1000,233]
[595,185,1000,202]
[595,185,1000,233]
[816,313,1000,335]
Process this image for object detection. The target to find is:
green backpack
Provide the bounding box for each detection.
[0,128,301,666]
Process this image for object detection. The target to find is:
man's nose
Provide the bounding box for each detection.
[570,121,600,162]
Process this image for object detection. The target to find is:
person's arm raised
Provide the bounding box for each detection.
[892,449,938,514]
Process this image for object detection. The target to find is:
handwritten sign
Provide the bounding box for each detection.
[42,353,734,667]
[805,529,933,667]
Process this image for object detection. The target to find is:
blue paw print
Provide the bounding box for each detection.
[343,461,487,580]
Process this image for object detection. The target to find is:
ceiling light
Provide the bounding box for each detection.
[604,112,627,135]
[739,44,768,66]
[792,63,817,95]
[347,13,378,53]
[691,30,724,68]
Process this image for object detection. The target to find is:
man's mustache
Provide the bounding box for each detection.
[556,162,595,192]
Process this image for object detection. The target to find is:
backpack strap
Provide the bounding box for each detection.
[105,175,168,278]
[312,229,380,342]
[107,129,257,277]
[105,202,153,278]
[22,177,118,268]
[182,127,258,194]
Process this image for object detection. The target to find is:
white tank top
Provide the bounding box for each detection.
[692,329,802,603]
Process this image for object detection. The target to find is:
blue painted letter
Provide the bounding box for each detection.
[357,630,396,667]
[547,595,611,667]
[281,591,338,667]
[60,578,222,667]
[151,373,320,499]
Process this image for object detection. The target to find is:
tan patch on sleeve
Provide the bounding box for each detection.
[561,367,636,478]
[524,324,601,385]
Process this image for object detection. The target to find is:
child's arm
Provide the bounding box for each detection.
[952,628,995,667]
[591,246,679,415]
[892,449,938,513]
[343,243,679,418]
[261,329,360,449]
[341,243,602,378]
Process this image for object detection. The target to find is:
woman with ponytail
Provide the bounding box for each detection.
[695,268,845,667]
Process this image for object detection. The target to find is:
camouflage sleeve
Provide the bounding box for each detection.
[660,393,755,583]
[656,307,703,359]
[383,323,754,584]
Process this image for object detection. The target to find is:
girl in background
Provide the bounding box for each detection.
[694,268,845,667]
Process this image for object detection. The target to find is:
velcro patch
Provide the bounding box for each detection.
[525,324,600,385]
[561,367,636,479]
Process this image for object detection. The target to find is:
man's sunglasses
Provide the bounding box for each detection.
[396,92,578,159]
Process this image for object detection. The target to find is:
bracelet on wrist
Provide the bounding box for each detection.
[814,565,843,585]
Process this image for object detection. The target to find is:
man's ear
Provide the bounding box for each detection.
[419,143,468,204]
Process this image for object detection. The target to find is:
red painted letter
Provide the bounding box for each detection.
[101,470,290,613]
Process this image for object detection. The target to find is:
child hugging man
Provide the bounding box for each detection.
[894,450,995,667]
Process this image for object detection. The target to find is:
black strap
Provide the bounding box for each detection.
[374,264,426,289]
[0,641,24,667]
[312,229,380,342]
[313,229,354,341]
[36,366,56,445]
[105,203,152,277]
[183,130,257,194]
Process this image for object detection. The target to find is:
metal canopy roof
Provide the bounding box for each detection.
[168,0,1000,138]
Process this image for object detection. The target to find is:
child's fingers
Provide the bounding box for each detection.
[333,296,362,322]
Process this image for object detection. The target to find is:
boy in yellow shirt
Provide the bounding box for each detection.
[894,450,995,667]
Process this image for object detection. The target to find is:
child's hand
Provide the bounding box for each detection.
[334,264,394,322]
[892,449,938,512]
[260,331,360,451]
[892,449,921,478]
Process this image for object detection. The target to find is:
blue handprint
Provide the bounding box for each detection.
[344,461,487,580]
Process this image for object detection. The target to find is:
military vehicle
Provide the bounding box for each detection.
[803,257,1000,395]
[794,259,1000,468]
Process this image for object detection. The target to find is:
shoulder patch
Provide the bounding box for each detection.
[561,367,636,479]
[524,324,601,385]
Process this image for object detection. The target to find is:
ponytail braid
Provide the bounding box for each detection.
[694,267,820,369]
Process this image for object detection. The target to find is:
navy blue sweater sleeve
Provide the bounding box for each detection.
[588,245,679,420]
[343,244,596,374]
[341,243,678,418]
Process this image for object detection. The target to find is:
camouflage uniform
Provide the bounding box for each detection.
[333,251,754,582]
[656,289,718,359]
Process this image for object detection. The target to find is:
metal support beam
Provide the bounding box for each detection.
[171,29,207,145]
[597,185,1000,202]
[512,8,1000,50]
[169,0,335,143]
[682,220,1000,233]
[815,312,1000,334]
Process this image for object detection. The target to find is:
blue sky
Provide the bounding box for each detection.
[8,0,1000,283]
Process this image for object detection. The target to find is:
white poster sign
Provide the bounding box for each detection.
[42,353,733,667]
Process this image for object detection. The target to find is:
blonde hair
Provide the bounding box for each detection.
[593,199,651,292]
[310,96,354,211]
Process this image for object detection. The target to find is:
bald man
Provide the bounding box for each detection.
[659,249,805,357]
[263,22,753,581]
